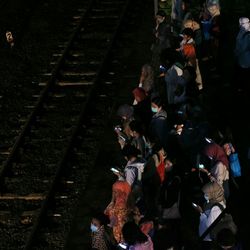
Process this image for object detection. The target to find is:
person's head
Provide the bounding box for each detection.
[239,17,250,31]
[151,94,163,113]
[182,27,194,40]
[202,182,225,204]
[90,212,110,233]
[156,10,166,23]
[183,19,194,29]
[122,144,141,161]
[132,87,146,103]
[153,143,167,157]
[141,64,154,78]
[216,228,237,249]
[164,157,173,172]
[207,4,220,17]
[117,104,134,121]
[129,120,144,138]
[122,221,148,245]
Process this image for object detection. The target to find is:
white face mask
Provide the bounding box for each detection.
[204,194,210,203]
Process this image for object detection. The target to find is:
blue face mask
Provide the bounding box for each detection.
[90,223,99,232]
[151,107,158,113]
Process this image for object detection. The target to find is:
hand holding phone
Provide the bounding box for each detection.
[192,202,203,213]
[110,167,120,173]
[198,164,205,169]
[192,202,198,208]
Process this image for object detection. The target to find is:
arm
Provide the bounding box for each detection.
[124,167,137,186]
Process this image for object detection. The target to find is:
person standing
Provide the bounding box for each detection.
[104,181,131,243]
[234,17,250,94]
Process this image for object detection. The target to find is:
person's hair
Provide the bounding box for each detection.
[152,143,164,154]
[151,94,163,107]
[156,10,166,18]
[142,63,154,77]
[117,104,134,119]
[129,120,144,135]
[122,144,141,158]
[122,221,148,245]
[182,27,194,38]
[92,211,110,226]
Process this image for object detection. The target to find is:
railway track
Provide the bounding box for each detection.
[0,0,132,248]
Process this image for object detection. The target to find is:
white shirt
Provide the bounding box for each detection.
[199,201,226,241]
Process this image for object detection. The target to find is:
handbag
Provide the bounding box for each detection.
[162,200,181,219]
[229,153,242,177]
[162,189,181,219]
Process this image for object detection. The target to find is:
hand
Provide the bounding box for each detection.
[199,167,209,174]
[118,137,126,148]
[192,204,203,214]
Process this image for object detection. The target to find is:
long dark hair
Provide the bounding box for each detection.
[122,221,148,246]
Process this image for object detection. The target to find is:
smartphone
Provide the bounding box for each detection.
[118,135,126,142]
[110,167,120,173]
[192,202,198,208]
[198,164,205,169]
[118,243,127,249]
[159,65,166,70]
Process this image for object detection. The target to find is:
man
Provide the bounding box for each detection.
[151,10,171,72]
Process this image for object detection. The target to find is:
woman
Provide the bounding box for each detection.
[201,142,230,199]
[193,182,226,249]
[121,221,154,250]
[104,180,131,243]
[90,212,116,250]
[138,64,155,95]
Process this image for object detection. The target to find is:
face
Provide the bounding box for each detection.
[159,148,167,157]
[156,15,165,23]
[223,143,232,156]
[241,21,250,30]
[165,159,173,172]
[91,218,101,228]
[6,31,14,43]
[129,130,136,138]
[90,218,101,232]
[151,102,159,113]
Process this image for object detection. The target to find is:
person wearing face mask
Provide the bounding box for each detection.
[193,182,226,249]
[90,212,117,250]
[234,17,250,94]
[149,94,169,151]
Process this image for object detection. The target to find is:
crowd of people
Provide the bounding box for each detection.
[89,0,249,249]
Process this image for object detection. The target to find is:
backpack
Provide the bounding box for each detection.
[210,203,238,240]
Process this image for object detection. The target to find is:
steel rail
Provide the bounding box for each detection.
[0,0,94,186]
[24,0,131,248]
